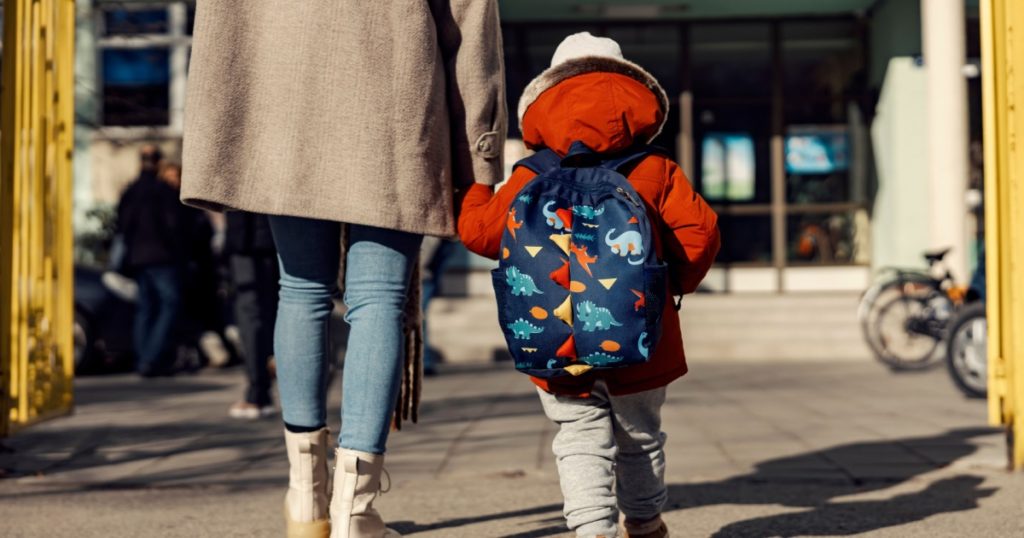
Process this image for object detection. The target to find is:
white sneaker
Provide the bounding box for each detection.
[229,401,275,420]
[201,331,231,367]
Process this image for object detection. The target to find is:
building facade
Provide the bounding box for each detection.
[73,0,983,292]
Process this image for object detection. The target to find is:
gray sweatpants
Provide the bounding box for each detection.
[537,382,668,538]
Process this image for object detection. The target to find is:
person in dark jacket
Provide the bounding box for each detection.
[224,211,280,419]
[116,145,187,377]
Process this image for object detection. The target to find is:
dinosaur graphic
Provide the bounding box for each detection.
[518,194,534,204]
[506,266,543,296]
[630,289,646,311]
[572,232,596,243]
[605,229,645,266]
[580,352,620,366]
[506,208,523,241]
[569,243,598,277]
[638,332,650,359]
[572,204,605,219]
[576,301,623,332]
[507,318,544,340]
[543,201,573,231]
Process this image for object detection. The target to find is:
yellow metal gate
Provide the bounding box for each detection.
[0,0,76,437]
[981,0,1024,468]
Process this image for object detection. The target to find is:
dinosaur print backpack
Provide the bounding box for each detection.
[492,142,668,380]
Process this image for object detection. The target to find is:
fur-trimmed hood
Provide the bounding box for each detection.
[518,55,670,147]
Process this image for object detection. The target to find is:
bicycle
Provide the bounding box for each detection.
[858,248,966,370]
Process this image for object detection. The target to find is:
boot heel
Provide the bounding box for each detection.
[285,504,331,538]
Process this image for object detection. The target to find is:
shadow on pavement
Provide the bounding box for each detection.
[709,475,994,537]
[0,419,283,495]
[666,427,998,537]
[400,428,997,537]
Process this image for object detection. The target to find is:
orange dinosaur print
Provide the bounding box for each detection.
[569,243,598,277]
[507,208,523,240]
[631,289,645,311]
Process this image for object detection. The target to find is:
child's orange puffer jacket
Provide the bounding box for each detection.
[459,70,720,397]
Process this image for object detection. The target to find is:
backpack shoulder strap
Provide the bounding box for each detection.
[514,149,561,175]
[599,145,667,176]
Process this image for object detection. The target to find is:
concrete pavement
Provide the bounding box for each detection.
[1,354,1020,537]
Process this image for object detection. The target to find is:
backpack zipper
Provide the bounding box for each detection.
[616,187,641,207]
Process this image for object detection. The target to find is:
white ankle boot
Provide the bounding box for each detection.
[284,428,332,538]
[329,448,400,538]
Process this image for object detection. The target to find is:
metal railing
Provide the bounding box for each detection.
[981,0,1024,469]
[0,0,76,437]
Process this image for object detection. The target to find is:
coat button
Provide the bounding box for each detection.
[474,131,501,158]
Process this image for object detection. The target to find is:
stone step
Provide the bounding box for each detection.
[427,291,873,364]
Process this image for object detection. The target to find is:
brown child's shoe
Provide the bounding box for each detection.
[624,515,669,538]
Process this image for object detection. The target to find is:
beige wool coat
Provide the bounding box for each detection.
[181,0,507,237]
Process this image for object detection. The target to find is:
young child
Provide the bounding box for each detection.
[458,33,720,538]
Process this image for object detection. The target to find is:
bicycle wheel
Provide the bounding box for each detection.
[860,276,938,365]
[871,294,943,369]
[945,302,987,398]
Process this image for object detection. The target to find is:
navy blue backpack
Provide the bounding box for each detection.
[492,142,668,379]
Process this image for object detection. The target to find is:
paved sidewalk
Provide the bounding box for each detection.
[1,357,1021,537]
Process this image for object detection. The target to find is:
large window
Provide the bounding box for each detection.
[97,2,193,129]
[500,17,871,271]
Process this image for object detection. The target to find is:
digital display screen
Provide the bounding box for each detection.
[701,132,756,202]
[785,127,850,175]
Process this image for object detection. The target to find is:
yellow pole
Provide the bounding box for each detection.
[0,0,76,437]
[981,0,1024,468]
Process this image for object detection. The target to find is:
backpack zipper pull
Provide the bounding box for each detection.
[616,187,641,207]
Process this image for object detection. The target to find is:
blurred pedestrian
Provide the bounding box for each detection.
[459,33,720,538]
[225,211,280,419]
[181,2,506,537]
[116,145,185,377]
[160,162,233,369]
[419,237,459,376]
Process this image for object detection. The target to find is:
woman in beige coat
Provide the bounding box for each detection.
[181,2,506,537]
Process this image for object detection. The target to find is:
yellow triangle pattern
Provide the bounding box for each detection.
[564,364,593,376]
[553,295,573,326]
[599,278,617,290]
[548,234,571,255]
[525,246,543,257]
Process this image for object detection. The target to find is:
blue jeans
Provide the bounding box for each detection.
[420,237,459,370]
[133,265,182,374]
[269,216,422,454]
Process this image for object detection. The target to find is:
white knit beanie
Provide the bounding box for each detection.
[550,32,625,68]
[517,32,669,141]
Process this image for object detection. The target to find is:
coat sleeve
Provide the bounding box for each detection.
[457,166,537,259]
[432,0,507,188]
[658,160,721,294]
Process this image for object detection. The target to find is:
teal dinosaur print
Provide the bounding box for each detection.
[572,205,605,219]
[517,194,534,204]
[576,301,623,332]
[507,318,544,340]
[572,232,596,243]
[506,266,544,296]
[580,352,620,366]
